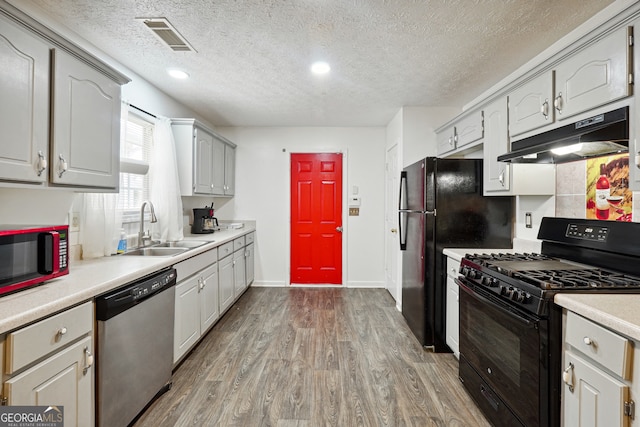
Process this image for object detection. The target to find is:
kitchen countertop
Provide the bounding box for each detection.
[554,293,640,342]
[0,224,255,335]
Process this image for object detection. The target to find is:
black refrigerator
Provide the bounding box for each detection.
[399,157,513,352]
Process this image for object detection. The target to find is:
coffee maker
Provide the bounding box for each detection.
[191,206,219,234]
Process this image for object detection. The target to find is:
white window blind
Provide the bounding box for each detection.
[119,112,153,220]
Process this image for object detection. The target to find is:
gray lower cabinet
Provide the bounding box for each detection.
[233,248,246,296]
[562,311,632,426]
[2,301,94,427]
[245,243,255,286]
[173,249,219,364]
[218,252,235,314]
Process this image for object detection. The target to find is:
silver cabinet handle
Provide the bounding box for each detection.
[83,347,94,375]
[57,327,67,337]
[583,336,593,346]
[58,154,68,178]
[36,150,47,176]
[498,170,505,186]
[563,362,574,393]
[336,226,343,232]
[554,93,563,113]
[540,100,549,119]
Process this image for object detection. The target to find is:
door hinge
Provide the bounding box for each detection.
[1,396,7,406]
[625,400,635,420]
[629,73,634,85]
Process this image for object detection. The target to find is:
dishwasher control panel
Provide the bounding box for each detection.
[130,270,176,301]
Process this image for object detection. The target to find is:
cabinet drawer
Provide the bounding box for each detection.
[174,248,217,281]
[233,237,245,251]
[565,312,632,379]
[6,301,92,374]
[245,232,255,245]
[218,241,234,259]
[446,256,461,279]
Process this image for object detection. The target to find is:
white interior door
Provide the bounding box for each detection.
[385,144,400,302]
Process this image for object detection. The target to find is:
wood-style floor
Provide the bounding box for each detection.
[133,287,491,427]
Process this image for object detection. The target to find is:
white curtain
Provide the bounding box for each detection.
[150,117,184,242]
[79,193,122,258]
[78,104,128,258]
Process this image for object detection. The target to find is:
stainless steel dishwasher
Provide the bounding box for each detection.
[95,267,176,427]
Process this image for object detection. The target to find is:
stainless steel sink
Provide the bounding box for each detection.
[122,247,188,257]
[154,240,209,249]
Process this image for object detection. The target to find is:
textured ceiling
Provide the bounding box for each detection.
[22,0,614,127]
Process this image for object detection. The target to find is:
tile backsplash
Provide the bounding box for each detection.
[556,159,639,221]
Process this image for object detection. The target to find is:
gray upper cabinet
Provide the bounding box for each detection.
[50,49,121,188]
[436,110,483,156]
[554,26,632,121]
[455,110,483,148]
[508,71,555,137]
[0,2,129,190]
[173,119,236,197]
[0,13,49,184]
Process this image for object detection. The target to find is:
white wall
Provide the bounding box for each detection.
[216,126,386,288]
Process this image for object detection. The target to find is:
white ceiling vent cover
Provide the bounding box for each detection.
[137,18,196,52]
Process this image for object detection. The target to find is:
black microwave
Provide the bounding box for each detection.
[0,225,69,296]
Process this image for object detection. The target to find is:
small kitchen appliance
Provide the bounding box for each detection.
[456,217,640,427]
[0,225,69,296]
[191,206,218,234]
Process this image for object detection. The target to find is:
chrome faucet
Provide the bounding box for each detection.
[138,201,158,247]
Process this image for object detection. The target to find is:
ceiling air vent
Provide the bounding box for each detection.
[137,17,196,52]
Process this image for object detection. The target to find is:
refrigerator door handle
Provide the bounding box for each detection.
[398,171,407,211]
[398,211,407,250]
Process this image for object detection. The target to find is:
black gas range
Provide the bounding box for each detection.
[456,217,640,427]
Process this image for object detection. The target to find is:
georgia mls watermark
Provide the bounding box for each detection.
[0,406,63,427]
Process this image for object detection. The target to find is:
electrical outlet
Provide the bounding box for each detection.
[69,212,80,232]
[349,208,360,216]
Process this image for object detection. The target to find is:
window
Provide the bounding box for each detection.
[119,112,154,223]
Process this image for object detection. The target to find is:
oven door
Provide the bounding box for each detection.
[457,278,548,427]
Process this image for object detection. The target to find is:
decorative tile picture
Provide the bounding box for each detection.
[586,154,632,221]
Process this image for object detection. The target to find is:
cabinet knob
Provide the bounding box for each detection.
[583,336,593,346]
[58,327,67,336]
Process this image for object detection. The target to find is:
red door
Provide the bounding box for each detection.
[290,153,343,284]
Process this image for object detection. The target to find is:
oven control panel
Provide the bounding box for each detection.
[566,224,608,242]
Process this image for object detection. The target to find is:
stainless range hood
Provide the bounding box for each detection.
[497,107,629,163]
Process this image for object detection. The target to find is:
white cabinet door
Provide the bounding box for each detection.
[224,144,236,195]
[0,15,49,184]
[4,336,93,427]
[199,263,219,333]
[194,128,214,194]
[219,255,235,313]
[51,49,120,189]
[483,97,511,193]
[211,137,226,195]
[455,110,483,148]
[445,275,459,358]
[245,243,255,286]
[555,26,632,121]
[508,71,555,137]
[563,351,629,427]
[233,249,246,296]
[174,275,200,363]
[436,126,456,155]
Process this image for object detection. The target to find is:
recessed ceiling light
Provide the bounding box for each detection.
[311,61,331,75]
[168,69,189,79]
